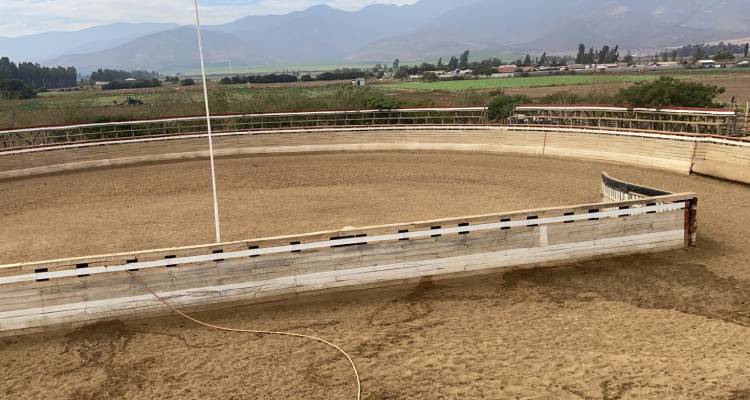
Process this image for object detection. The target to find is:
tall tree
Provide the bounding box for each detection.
[597,45,610,64]
[744,43,749,58]
[392,58,400,72]
[447,56,459,70]
[459,50,471,69]
[539,52,548,66]
[623,52,634,66]
[436,57,444,70]
[610,45,620,63]
[575,44,586,64]
[693,46,705,63]
[586,47,596,64]
[522,54,532,66]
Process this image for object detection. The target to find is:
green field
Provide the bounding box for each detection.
[2,69,747,130]
[385,74,661,91]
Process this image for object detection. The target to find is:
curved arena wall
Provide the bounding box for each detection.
[2,126,749,184]
[0,175,696,336]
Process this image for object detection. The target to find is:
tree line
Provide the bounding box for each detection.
[393,50,573,79]
[575,44,622,65]
[88,69,159,82]
[101,79,162,90]
[0,57,77,90]
[675,42,749,60]
[219,69,375,85]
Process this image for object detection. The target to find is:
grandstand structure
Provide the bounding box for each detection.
[510,105,741,136]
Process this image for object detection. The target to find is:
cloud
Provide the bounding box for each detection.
[0,0,417,37]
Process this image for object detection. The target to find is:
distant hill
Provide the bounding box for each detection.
[0,23,178,62]
[45,1,474,72]
[4,0,750,73]
[350,0,750,60]
[49,27,269,72]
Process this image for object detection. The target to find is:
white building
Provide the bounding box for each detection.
[697,59,720,68]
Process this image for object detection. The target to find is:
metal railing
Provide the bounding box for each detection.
[509,105,742,137]
[0,108,488,151]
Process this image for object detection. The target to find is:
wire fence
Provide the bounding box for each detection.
[0,108,488,151]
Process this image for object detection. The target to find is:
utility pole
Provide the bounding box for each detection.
[193,0,222,244]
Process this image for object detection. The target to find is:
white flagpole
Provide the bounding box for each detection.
[193,0,222,243]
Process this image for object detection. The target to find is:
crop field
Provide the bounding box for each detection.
[387,69,750,91]
[0,85,407,129]
[0,84,465,129]
[388,74,656,91]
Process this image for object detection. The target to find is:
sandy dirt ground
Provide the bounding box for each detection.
[1,152,749,400]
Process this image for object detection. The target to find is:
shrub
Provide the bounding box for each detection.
[422,72,439,82]
[393,70,409,80]
[487,93,531,121]
[366,94,403,110]
[538,91,582,104]
[208,88,230,114]
[0,80,37,100]
[180,78,196,86]
[538,90,616,105]
[617,76,725,108]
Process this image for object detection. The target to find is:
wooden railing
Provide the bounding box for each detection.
[0,108,488,151]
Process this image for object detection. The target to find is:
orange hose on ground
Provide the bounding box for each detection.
[127,271,361,400]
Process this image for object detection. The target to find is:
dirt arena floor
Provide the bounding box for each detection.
[1,151,749,399]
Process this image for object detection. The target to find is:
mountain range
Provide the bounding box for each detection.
[1,0,749,73]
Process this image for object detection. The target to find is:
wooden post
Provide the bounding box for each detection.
[685,198,698,247]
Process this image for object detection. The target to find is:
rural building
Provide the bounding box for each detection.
[93,81,110,90]
[351,78,366,87]
[496,65,518,74]
[563,64,587,71]
[697,59,720,68]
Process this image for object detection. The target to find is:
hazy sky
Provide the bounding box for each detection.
[0,0,418,37]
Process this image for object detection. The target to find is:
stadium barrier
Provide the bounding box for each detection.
[1,123,749,184]
[0,175,697,336]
